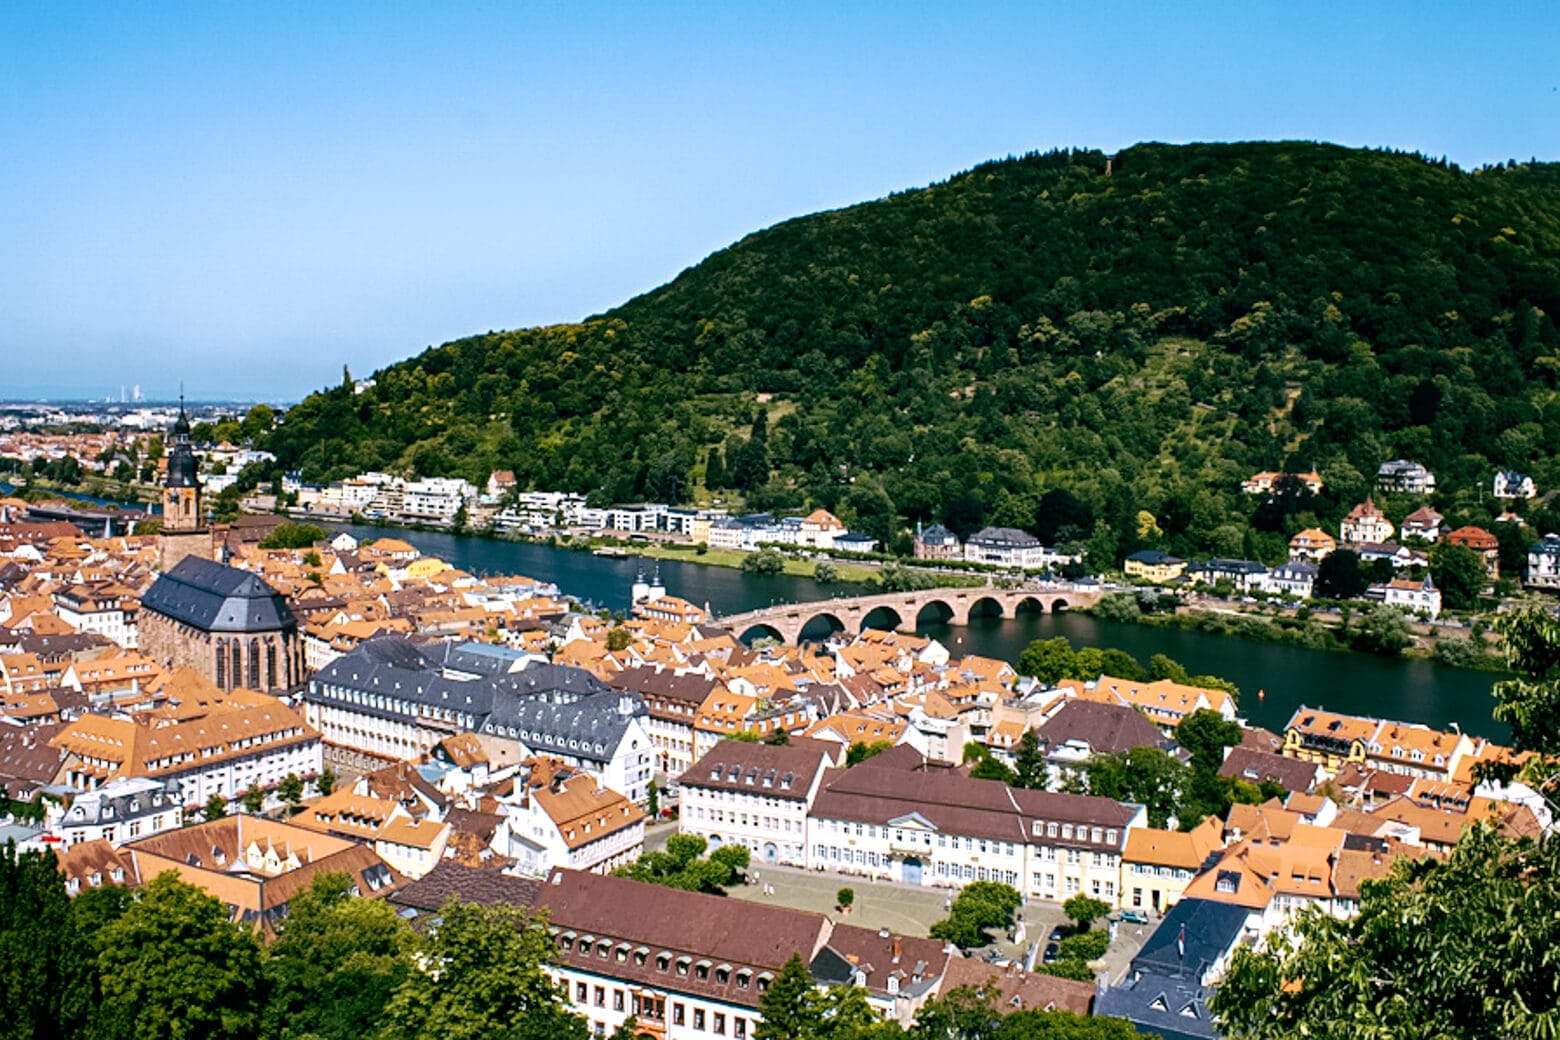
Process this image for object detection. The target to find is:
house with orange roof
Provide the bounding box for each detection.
[494,759,645,876]
[1121,816,1223,913]
[1446,525,1500,579]
[693,688,760,760]
[1281,706,1376,775]
[804,711,908,750]
[1058,674,1237,730]
[51,697,321,815]
[373,814,452,879]
[1339,498,1394,545]
[1287,528,1336,561]
[798,508,848,549]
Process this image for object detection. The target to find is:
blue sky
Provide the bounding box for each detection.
[3,2,1556,402]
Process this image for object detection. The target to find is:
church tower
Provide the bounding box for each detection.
[158,398,211,572]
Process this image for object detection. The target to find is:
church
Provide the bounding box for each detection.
[138,403,304,692]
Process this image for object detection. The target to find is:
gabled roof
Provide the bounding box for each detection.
[141,557,295,634]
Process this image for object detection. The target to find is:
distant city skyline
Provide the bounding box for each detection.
[4,2,1557,401]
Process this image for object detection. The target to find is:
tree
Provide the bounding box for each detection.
[264,872,416,1040]
[813,560,839,583]
[1490,607,1560,761]
[94,873,265,1040]
[379,896,588,1040]
[765,727,791,746]
[1431,541,1487,610]
[1062,895,1110,932]
[317,767,337,797]
[742,548,785,575]
[846,740,894,766]
[1083,747,1188,829]
[1012,729,1046,790]
[1352,603,1414,655]
[1057,930,1109,962]
[836,887,855,911]
[0,845,96,1040]
[258,521,329,550]
[1017,637,1076,683]
[969,754,1016,785]
[704,447,726,489]
[612,835,749,894]
[606,626,633,652]
[1148,653,1189,683]
[279,773,305,810]
[1175,709,1242,775]
[931,882,1022,949]
[1315,549,1367,600]
[646,779,659,818]
[241,784,265,814]
[203,792,227,821]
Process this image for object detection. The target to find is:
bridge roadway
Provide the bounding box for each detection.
[716,584,1102,644]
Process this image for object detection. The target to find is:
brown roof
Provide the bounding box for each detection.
[682,738,838,802]
[1036,698,1166,755]
[1218,747,1319,793]
[938,956,1095,1016]
[391,860,543,914]
[535,868,833,1010]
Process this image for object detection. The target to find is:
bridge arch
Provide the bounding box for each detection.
[1015,595,1044,615]
[860,605,905,633]
[796,612,846,643]
[738,623,786,646]
[1051,597,1073,613]
[915,599,956,627]
[965,595,1006,624]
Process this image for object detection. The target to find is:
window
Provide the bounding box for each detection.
[614,990,624,1011]
[673,1003,685,1025]
[714,1012,726,1035]
[576,982,588,1002]
[694,1009,705,1030]
[593,986,605,1007]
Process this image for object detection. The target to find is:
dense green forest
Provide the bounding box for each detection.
[263,142,1560,563]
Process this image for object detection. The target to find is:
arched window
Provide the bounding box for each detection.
[215,640,226,688]
[266,643,277,689]
[230,643,242,690]
[249,640,261,689]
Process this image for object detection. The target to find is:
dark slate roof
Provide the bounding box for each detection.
[916,523,959,546]
[1127,549,1183,565]
[141,557,296,634]
[1133,898,1249,980]
[308,637,642,765]
[1094,969,1217,1040]
[966,526,1040,549]
[1187,558,1268,576]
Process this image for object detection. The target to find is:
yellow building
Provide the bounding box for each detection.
[1123,550,1186,582]
[1120,817,1223,914]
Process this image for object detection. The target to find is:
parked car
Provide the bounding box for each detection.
[1042,943,1060,963]
[1049,927,1065,941]
[1121,909,1149,924]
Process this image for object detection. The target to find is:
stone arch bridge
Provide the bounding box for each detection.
[717,585,1103,645]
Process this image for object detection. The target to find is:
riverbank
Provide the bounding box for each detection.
[1082,594,1510,674]
[0,477,160,509]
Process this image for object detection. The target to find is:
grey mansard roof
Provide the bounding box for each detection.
[141,557,296,634]
[308,636,642,765]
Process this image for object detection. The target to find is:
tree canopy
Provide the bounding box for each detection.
[261,143,1560,565]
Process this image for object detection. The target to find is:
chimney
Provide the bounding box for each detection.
[892,938,902,962]
[879,927,890,939]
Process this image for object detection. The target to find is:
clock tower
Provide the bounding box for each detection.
[158,398,210,572]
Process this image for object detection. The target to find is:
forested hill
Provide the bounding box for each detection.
[263,142,1560,561]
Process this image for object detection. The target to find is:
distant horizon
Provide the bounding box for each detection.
[6,2,1557,400]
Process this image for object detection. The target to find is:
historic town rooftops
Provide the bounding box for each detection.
[1036,698,1168,756]
[683,738,839,800]
[938,956,1095,1016]
[141,556,296,634]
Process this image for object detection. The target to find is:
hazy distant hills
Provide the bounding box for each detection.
[263,142,1560,558]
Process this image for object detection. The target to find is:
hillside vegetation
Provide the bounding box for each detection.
[264,142,1560,561]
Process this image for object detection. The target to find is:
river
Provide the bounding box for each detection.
[329,523,1510,742]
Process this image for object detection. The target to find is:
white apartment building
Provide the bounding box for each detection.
[495,765,646,876]
[679,739,839,866]
[50,703,322,816]
[805,749,1144,906]
[52,584,137,648]
[47,777,182,847]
